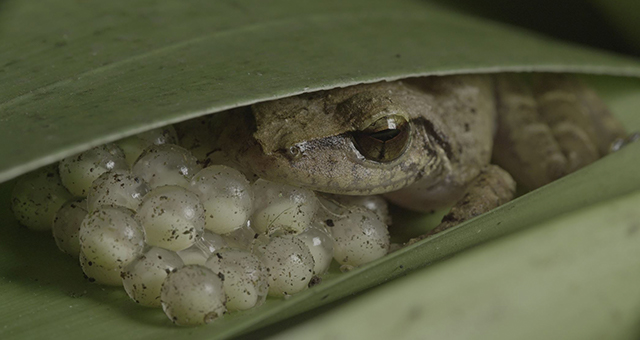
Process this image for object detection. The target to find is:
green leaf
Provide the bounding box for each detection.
[2,0,640,183]
[271,186,640,340]
[3,110,640,340]
[3,113,640,340]
[2,1,640,339]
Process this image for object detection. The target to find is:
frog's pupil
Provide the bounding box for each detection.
[369,129,400,142]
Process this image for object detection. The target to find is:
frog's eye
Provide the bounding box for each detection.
[352,115,410,162]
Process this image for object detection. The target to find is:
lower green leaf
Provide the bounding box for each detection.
[1,75,640,339]
[273,188,640,340]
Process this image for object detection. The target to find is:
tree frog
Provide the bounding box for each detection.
[219,73,632,236]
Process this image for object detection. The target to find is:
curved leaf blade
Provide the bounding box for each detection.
[2,1,640,339]
[1,82,640,339]
[2,0,640,183]
[273,190,640,340]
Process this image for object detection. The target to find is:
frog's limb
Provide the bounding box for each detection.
[492,75,569,190]
[532,73,629,175]
[532,73,627,157]
[492,74,628,191]
[408,165,515,243]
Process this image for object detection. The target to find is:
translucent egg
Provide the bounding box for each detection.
[221,222,257,250]
[161,265,226,326]
[87,170,149,212]
[253,236,314,297]
[328,194,392,225]
[79,206,146,270]
[204,249,268,311]
[132,144,201,189]
[177,245,210,266]
[80,252,123,286]
[121,247,184,307]
[11,165,73,231]
[58,144,128,197]
[205,151,258,182]
[196,230,228,255]
[52,199,87,257]
[295,225,334,275]
[190,165,253,234]
[136,185,205,251]
[251,179,319,236]
[116,126,179,167]
[330,207,390,268]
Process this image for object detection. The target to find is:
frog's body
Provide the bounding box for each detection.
[220,73,628,233]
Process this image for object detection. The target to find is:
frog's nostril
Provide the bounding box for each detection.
[288,145,302,158]
[353,115,410,162]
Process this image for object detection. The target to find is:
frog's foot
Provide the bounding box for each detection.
[492,73,628,191]
[610,132,640,152]
[406,165,516,245]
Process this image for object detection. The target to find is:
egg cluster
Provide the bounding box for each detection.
[10,119,391,326]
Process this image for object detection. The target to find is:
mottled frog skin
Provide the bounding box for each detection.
[220,73,629,234]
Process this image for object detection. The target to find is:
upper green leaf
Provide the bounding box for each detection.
[2,0,640,183]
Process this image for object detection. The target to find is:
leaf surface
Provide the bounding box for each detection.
[2,1,640,339]
[2,0,640,182]
[273,186,640,340]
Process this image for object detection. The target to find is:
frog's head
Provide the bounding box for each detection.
[226,81,447,195]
